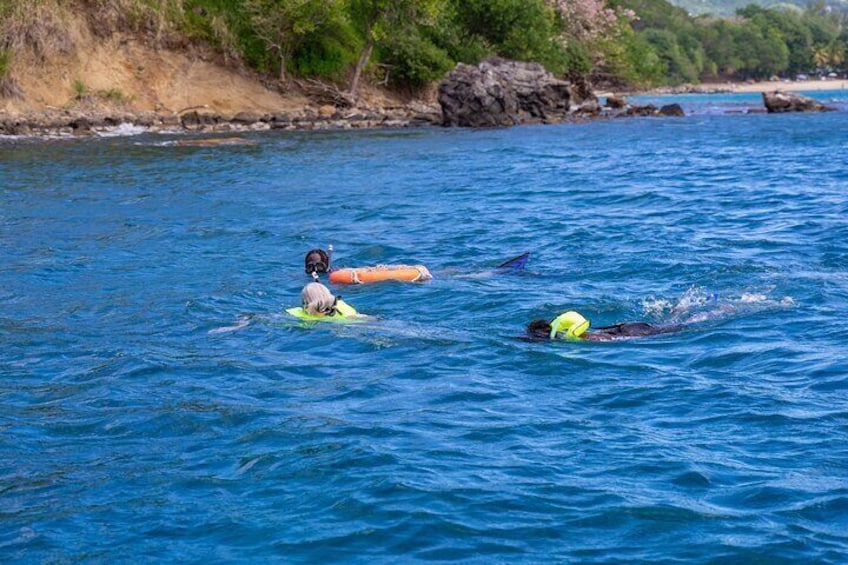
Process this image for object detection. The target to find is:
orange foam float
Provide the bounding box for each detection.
[329,264,433,285]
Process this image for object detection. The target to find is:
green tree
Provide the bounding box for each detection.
[737,4,812,74]
[642,28,699,82]
[447,0,565,72]
[244,0,345,81]
[346,0,444,99]
[379,30,453,88]
[694,17,738,75]
[599,25,666,86]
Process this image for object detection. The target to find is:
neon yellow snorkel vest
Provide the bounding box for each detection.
[549,311,590,340]
[286,299,362,322]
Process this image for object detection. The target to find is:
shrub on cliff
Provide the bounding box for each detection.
[0,48,22,98]
[0,0,76,59]
[379,31,453,89]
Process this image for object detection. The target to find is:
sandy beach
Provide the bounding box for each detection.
[606,78,848,98]
[672,79,848,92]
[702,78,848,93]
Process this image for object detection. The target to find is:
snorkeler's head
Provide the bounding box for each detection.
[526,319,553,339]
[304,249,330,275]
[301,282,337,315]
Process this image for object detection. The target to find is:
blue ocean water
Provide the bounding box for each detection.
[2,91,848,563]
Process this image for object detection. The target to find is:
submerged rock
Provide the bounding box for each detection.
[658,103,685,116]
[172,137,257,147]
[613,102,685,118]
[605,94,628,109]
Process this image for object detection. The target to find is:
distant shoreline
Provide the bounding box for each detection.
[701,79,848,93]
[624,79,848,97]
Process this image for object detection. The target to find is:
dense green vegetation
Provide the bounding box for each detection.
[0,0,845,94]
[618,0,846,83]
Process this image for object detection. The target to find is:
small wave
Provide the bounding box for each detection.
[0,131,74,142]
[642,286,718,319]
[642,286,795,326]
[208,315,252,335]
[95,123,149,137]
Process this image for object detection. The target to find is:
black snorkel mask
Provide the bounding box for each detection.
[305,249,330,279]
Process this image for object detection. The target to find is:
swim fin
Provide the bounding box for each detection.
[497,252,530,270]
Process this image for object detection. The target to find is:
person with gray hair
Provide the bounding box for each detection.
[289,282,365,321]
[301,282,338,316]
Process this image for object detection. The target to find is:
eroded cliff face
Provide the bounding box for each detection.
[2,15,310,119]
[0,5,415,116]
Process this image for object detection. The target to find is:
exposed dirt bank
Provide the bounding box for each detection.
[0,23,439,136]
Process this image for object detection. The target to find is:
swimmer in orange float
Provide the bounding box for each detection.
[526,311,684,341]
[304,245,430,285]
[305,246,528,284]
[304,247,332,281]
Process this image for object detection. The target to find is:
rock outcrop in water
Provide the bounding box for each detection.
[438,58,598,127]
[762,90,833,113]
[437,59,694,127]
[605,99,686,117]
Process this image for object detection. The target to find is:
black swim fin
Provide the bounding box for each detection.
[497,252,530,270]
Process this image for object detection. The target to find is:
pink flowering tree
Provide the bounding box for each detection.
[547,0,637,79]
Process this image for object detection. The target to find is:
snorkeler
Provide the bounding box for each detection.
[304,246,333,281]
[305,245,528,283]
[526,311,684,342]
[288,281,366,320]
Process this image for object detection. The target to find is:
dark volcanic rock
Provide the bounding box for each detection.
[658,103,685,116]
[438,58,581,127]
[613,102,686,118]
[180,110,220,129]
[623,103,657,117]
[70,117,92,133]
[762,90,832,113]
[605,94,628,109]
[231,111,261,124]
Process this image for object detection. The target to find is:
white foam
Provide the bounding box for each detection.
[641,297,673,317]
[95,123,148,137]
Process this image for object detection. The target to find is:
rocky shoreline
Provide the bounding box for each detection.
[0,100,686,139]
[0,102,447,138]
[1,60,836,139]
[0,60,702,138]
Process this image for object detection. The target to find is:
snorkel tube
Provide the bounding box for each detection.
[549,311,590,340]
[313,244,333,282]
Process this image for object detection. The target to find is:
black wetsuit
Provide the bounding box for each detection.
[586,322,684,341]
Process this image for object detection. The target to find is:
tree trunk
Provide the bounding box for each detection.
[348,39,374,100]
[156,0,167,45]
